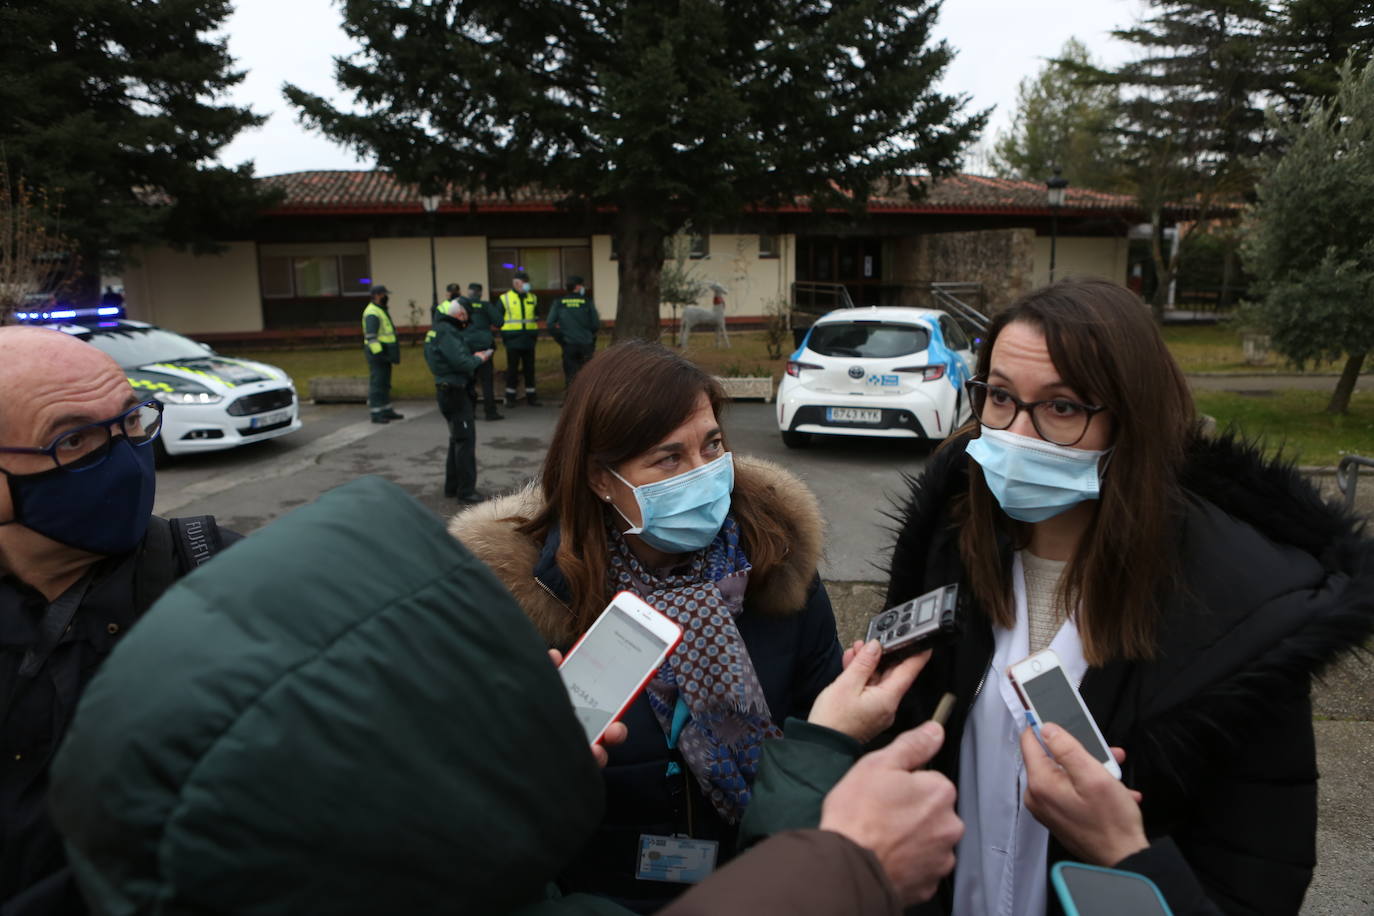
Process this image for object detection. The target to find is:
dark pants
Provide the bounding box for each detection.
[436,383,477,498]
[367,356,393,414]
[561,342,595,389]
[469,357,499,416]
[505,347,537,400]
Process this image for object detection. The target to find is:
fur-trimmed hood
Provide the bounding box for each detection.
[448,455,825,645]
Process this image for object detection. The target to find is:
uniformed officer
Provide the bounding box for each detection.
[546,275,599,391]
[424,302,494,502]
[499,271,540,408]
[361,285,402,424]
[460,282,506,420]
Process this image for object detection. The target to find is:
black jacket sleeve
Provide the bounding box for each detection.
[790,576,843,717]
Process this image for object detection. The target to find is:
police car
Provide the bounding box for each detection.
[16,306,301,457]
[777,307,977,448]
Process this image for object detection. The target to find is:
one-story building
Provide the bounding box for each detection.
[118,170,1177,340]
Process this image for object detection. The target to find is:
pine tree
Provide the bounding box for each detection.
[1271,0,1374,108]
[990,39,1128,192]
[286,0,985,341]
[0,0,268,302]
[1242,57,1374,415]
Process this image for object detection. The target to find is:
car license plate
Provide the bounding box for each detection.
[827,407,882,424]
[249,409,290,430]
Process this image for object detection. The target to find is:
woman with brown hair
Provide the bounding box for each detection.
[449,340,842,912]
[740,278,1374,915]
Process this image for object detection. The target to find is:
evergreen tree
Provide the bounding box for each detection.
[286,0,985,341]
[0,0,268,302]
[1242,57,1374,415]
[990,39,1128,192]
[1270,0,1374,107]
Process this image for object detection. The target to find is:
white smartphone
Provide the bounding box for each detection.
[1007,648,1121,780]
[558,591,683,745]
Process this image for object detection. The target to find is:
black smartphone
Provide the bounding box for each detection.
[863,584,959,663]
[1051,862,1173,916]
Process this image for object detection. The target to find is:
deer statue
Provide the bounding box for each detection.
[679,283,730,349]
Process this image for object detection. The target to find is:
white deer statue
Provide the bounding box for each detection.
[679,283,730,349]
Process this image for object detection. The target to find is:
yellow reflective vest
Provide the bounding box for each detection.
[500,289,539,348]
[362,302,397,356]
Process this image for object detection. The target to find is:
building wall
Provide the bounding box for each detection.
[589,232,796,321]
[1031,236,1130,288]
[122,242,263,333]
[368,236,488,320]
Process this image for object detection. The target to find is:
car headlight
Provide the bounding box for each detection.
[159,383,224,405]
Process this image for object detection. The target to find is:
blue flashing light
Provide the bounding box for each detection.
[96,306,122,316]
[50,309,77,319]
[502,263,515,269]
[14,305,125,324]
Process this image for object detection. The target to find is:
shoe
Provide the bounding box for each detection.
[458,492,487,504]
[371,414,390,424]
[485,411,506,421]
[381,409,405,420]
[526,397,542,407]
[504,396,517,408]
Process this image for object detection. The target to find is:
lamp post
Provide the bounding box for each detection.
[420,193,442,308]
[1046,166,1069,283]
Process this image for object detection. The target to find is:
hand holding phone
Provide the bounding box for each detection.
[558,591,682,745]
[1007,649,1120,779]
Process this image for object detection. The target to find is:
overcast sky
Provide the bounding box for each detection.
[216,0,1144,178]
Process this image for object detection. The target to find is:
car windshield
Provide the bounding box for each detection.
[808,321,931,359]
[86,327,212,367]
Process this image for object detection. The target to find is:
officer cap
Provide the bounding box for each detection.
[468,282,483,294]
[513,271,530,282]
[370,284,390,295]
[567,275,584,290]
[446,282,461,294]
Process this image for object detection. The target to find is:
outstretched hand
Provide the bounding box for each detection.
[808,640,928,744]
[1020,723,1147,866]
[820,721,963,905]
[548,648,628,767]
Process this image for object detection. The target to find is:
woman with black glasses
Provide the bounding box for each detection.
[884,277,1374,915]
[742,278,1374,915]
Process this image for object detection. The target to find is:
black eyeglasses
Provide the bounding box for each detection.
[964,379,1106,447]
[0,399,164,472]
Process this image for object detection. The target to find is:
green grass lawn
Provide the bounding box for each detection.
[1194,390,1374,466]
[1161,322,1345,374]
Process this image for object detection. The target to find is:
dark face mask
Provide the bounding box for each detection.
[0,436,157,555]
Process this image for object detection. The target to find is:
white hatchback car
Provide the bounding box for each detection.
[777,307,977,448]
[20,311,302,457]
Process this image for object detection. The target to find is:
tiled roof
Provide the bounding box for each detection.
[257,169,1174,217]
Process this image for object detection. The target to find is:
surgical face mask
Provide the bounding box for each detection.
[965,427,1110,524]
[608,452,734,554]
[0,436,157,555]
[378,295,389,308]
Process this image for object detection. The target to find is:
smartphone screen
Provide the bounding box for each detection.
[560,603,674,742]
[1053,863,1172,916]
[1020,666,1112,765]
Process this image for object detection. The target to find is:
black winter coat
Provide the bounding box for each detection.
[884,434,1374,915]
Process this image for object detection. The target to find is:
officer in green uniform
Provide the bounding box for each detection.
[361,285,402,424]
[499,271,540,408]
[424,302,493,502]
[460,282,506,420]
[546,275,599,391]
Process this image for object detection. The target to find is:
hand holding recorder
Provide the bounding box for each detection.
[807,639,929,744]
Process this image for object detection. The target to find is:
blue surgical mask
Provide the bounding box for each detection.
[0,436,156,555]
[610,453,734,554]
[965,427,1110,523]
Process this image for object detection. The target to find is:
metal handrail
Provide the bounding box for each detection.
[791,281,857,313]
[929,282,990,336]
[1336,455,1374,511]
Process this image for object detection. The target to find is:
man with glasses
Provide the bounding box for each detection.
[0,326,239,915]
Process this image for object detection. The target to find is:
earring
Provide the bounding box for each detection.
[603,494,612,501]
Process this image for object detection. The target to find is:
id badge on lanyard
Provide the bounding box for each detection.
[636,696,718,884]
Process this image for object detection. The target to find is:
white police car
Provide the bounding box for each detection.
[17,307,301,457]
[777,307,977,448]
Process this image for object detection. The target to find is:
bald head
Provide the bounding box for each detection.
[0,326,131,445]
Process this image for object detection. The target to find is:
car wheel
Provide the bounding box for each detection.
[782,430,811,449]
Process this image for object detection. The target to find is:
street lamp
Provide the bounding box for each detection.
[1046,166,1069,284]
[420,192,442,308]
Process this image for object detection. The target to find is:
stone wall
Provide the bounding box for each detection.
[888,228,1037,312]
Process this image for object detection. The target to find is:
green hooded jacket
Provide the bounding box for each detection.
[49,477,627,916]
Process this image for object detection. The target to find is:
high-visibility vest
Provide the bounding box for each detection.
[500,289,538,331]
[362,302,397,343]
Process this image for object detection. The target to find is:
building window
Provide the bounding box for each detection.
[259,249,371,299]
[488,244,593,294]
[689,232,709,259]
[759,235,780,258]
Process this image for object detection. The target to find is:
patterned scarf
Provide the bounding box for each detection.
[606,518,781,823]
